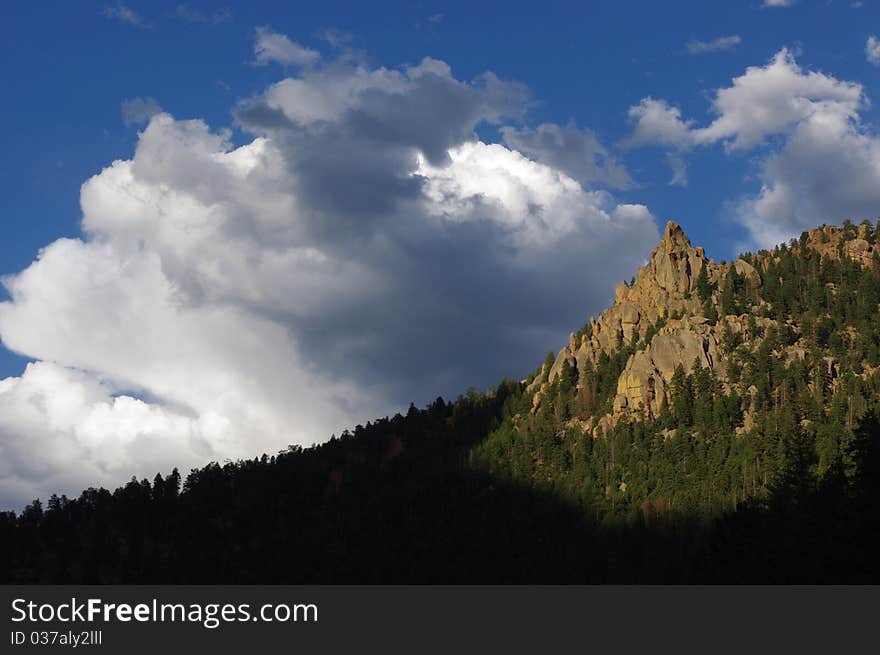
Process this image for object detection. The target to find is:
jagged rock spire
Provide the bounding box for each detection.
[657,220,692,253]
[533,217,880,438]
[537,219,718,412]
[645,221,706,294]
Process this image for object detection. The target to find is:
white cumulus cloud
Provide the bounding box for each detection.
[627,48,879,248]
[629,49,862,151]
[0,44,659,509]
[626,97,695,149]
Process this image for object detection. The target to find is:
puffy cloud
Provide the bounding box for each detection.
[626,98,694,149]
[629,49,862,152]
[763,0,797,7]
[625,100,694,186]
[627,49,876,247]
[738,107,880,248]
[253,27,320,67]
[0,362,218,510]
[692,49,861,151]
[242,57,528,160]
[0,47,658,509]
[686,35,741,55]
[500,123,633,189]
[121,96,162,126]
[416,141,648,245]
[867,36,880,66]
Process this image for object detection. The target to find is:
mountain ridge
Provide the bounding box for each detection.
[531,219,880,437]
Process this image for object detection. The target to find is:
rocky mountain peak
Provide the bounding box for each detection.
[532,217,880,438]
[657,220,692,256]
[643,220,707,295]
[612,220,711,314]
[537,220,715,401]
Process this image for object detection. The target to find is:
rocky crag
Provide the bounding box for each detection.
[529,220,880,436]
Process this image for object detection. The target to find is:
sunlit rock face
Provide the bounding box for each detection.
[541,221,721,415]
[534,218,880,435]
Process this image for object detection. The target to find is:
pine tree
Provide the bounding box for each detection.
[696,265,713,304]
[670,364,693,428]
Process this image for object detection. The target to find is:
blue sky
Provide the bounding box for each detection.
[4,1,878,274]
[2,0,880,506]
[0,0,880,272]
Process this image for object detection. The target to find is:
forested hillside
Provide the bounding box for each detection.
[4,219,880,583]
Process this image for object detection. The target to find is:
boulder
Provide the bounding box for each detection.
[733,258,760,283]
[650,330,711,375]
